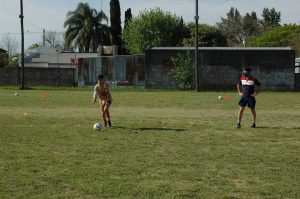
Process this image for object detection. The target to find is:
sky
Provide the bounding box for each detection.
[0,0,299,51]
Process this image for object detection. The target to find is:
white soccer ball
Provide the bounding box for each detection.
[93,123,101,131]
[218,96,222,100]
[14,92,19,96]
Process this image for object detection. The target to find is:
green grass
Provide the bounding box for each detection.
[0,89,299,198]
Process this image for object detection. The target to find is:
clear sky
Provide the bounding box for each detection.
[0,0,299,51]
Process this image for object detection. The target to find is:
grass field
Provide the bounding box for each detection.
[0,88,299,198]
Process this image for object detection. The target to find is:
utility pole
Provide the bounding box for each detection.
[43,28,45,46]
[195,0,200,91]
[19,0,25,89]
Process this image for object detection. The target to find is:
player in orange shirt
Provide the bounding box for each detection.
[93,74,113,127]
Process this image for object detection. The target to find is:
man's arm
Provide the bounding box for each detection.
[253,79,262,96]
[253,85,262,96]
[237,83,243,96]
[93,86,97,103]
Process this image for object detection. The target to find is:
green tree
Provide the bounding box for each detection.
[183,23,227,47]
[124,8,132,31]
[248,24,300,56]
[217,7,282,46]
[28,43,40,49]
[248,25,300,46]
[110,0,122,53]
[261,8,281,30]
[170,51,194,90]
[122,8,186,54]
[243,12,261,42]
[217,7,244,46]
[64,2,110,52]
[123,8,133,54]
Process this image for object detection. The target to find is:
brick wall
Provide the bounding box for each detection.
[0,67,76,86]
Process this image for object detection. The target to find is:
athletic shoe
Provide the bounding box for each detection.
[251,123,256,128]
[236,123,241,128]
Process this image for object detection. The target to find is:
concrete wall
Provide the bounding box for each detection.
[145,47,295,90]
[0,67,76,86]
[79,55,145,87]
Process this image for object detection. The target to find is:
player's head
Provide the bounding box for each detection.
[243,67,251,78]
[243,67,251,73]
[97,74,104,82]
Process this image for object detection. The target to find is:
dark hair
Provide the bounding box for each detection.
[244,67,251,73]
[97,74,104,80]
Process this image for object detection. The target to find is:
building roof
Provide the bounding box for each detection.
[0,48,7,53]
[147,47,293,51]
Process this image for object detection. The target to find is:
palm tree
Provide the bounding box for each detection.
[64,3,110,52]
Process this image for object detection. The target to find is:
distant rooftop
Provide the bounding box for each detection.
[147,47,293,51]
[0,48,7,53]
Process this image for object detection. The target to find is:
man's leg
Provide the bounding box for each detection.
[250,108,256,128]
[104,103,111,127]
[101,102,107,127]
[237,106,245,124]
[237,96,248,128]
[249,97,256,128]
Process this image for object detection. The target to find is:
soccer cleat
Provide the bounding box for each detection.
[236,123,241,128]
[251,123,256,128]
[108,121,112,128]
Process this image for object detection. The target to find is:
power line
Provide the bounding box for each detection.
[0,31,65,35]
[24,20,43,30]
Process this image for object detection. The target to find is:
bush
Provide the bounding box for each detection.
[169,51,194,90]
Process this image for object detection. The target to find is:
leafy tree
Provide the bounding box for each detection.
[170,51,194,90]
[28,43,40,49]
[217,7,244,46]
[7,56,18,68]
[64,2,110,52]
[123,8,133,54]
[122,8,186,54]
[183,23,227,47]
[110,0,122,53]
[124,8,132,31]
[261,8,281,29]
[248,24,300,56]
[243,12,261,41]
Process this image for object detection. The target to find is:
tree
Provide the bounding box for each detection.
[124,8,132,31]
[183,23,227,47]
[122,8,186,54]
[44,31,64,48]
[170,51,194,90]
[28,43,40,49]
[261,8,281,30]
[64,2,110,52]
[217,7,244,46]
[243,12,261,41]
[247,24,300,56]
[110,0,122,53]
[0,34,19,56]
[123,8,133,54]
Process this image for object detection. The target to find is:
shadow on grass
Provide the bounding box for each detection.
[256,126,300,130]
[112,126,186,132]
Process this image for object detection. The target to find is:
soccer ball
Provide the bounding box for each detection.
[93,123,101,131]
[218,96,222,100]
